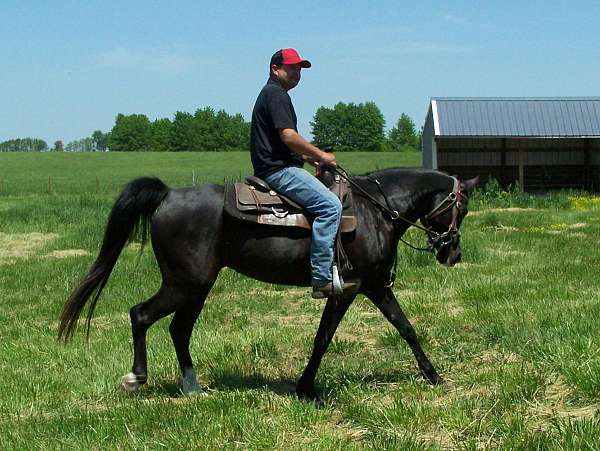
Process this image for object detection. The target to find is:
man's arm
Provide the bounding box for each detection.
[279,128,336,166]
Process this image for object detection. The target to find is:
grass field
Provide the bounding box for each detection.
[1,151,600,449]
[0,151,420,196]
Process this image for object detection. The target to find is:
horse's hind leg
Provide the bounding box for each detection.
[296,295,353,403]
[367,287,444,385]
[121,284,192,392]
[169,284,213,395]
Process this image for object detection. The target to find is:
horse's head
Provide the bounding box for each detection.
[420,176,479,266]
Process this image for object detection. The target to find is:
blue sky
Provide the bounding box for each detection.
[1,0,599,145]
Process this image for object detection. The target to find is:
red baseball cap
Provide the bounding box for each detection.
[270,48,312,68]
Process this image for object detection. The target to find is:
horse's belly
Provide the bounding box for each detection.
[223,220,312,286]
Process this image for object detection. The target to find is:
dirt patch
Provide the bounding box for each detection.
[0,232,59,262]
[470,207,538,216]
[392,288,419,299]
[568,223,587,229]
[444,303,465,317]
[334,329,379,347]
[488,248,526,257]
[527,376,599,430]
[476,350,521,365]
[44,249,90,258]
[452,262,483,269]
[482,224,519,232]
[271,313,316,328]
[420,428,454,449]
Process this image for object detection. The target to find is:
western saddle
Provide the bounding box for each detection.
[223,169,357,233]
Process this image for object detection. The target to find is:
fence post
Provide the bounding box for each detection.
[518,148,525,192]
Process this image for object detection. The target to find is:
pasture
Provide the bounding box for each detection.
[1,151,599,449]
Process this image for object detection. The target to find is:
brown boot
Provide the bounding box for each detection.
[311,281,358,299]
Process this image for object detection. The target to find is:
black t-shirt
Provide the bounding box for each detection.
[250,77,304,178]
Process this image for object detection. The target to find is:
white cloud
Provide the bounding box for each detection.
[97,47,195,75]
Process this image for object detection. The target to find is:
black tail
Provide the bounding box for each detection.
[58,177,169,341]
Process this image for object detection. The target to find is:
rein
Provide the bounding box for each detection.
[334,165,465,286]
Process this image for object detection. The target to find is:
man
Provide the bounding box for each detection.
[250,48,356,299]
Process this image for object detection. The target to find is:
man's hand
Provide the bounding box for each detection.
[302,155,319,166]
[318,151,337,168]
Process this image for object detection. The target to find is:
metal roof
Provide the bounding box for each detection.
[430,97,600,137]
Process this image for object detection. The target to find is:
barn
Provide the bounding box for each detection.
[421,98,600,191]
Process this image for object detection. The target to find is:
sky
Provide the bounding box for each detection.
[1,0,599,145]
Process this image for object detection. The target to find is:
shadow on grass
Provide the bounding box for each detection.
[139,367,425,400]
[142,380,184,398]
[210,372,298,395]
[141,373,298,398]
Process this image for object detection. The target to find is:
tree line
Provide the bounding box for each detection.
[1,102,421,153]
[312,102,420,152]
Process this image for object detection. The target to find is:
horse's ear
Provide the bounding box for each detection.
[461,176,480,194]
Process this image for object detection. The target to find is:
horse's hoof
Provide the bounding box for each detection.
[120,372,144,393]
[182,387,209,397]
[180,368,207,396]
[429,374,446,386]
[181,380,208,397]
[296,387,324,406]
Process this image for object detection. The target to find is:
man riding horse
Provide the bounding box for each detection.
[250,48,356,299]
[58,48,479,401]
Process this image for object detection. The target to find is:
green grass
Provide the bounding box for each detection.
[1,151,600,449]
[0,151,420,196]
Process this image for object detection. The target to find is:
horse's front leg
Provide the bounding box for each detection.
[297,295,353,403]
[367,287,444,385]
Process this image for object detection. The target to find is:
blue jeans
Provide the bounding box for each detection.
[264,166,342,286]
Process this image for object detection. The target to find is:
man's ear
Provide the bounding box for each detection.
[461,176,480,195]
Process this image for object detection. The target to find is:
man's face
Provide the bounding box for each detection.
[272,63,302,91]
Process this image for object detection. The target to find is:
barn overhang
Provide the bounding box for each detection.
[421,98,600,191]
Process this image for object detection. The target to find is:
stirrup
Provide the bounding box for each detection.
[332,264,343,295]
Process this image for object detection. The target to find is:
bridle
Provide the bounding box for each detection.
[336,166,465,250]
[420,176,467,254]
[334,166,467,286]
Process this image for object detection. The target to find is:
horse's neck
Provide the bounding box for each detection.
[385,172,452,221]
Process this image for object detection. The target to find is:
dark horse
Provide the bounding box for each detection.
[58,167,478,402]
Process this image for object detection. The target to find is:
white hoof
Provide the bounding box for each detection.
[120,372,143,393]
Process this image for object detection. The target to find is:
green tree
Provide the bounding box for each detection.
[92,130,110,151]
[66,137,94,152]
[109,114,152,152]
[150,118,173,152]
[388,113,418,151]
[191,107,218,151]
[179,107,250,152]
[53,140,64,152]
[311,101,385,151]
[171,111,194,151]
[0,138,48,152]
[100,107,250,152]
[223,112,250,151]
